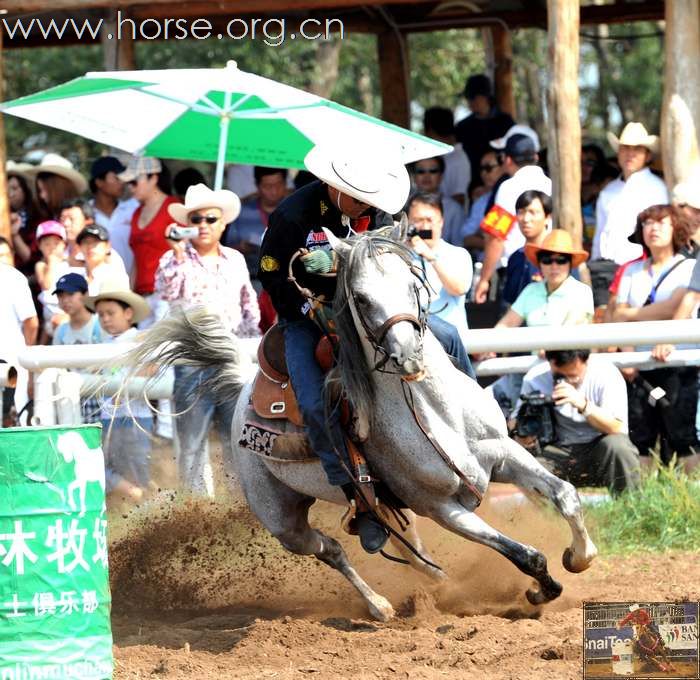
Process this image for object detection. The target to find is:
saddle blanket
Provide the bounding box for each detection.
[238,402,316,463]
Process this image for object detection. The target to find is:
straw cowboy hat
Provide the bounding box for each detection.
[525,229,589,268]
[304,144,410,215]
[168,183,241,225]
[607,122,659,155]
[85,279,150,324]
[24,153,88,194]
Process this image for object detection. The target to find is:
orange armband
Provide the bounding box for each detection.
[480,204,517,240]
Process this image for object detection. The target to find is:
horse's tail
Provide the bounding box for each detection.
[117,306,254,408]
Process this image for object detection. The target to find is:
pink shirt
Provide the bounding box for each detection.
[155,242,260,338]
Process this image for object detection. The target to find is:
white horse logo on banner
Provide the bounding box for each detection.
[56,432,106,517]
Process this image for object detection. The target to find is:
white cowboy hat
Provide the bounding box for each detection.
[85,278,150,324]
[607,122,659,154]
[304,145,410,215]
[672,165,700,210]
[24,152,88,194]
[168,183,241,225]
[490,124,541,152]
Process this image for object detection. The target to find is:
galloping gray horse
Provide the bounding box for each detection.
[124,229,597,621]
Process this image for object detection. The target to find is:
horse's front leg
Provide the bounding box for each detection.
[428,499,562,604]
[489,437,598,573]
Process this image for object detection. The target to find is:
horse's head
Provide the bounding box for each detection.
[326,227,426,378]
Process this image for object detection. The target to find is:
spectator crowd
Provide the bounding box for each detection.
[2,71,700,508]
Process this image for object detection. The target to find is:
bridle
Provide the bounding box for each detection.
[346,261,428,376]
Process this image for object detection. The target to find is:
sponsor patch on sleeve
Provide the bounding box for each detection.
[480,204,517,240]
[260,255,280,272]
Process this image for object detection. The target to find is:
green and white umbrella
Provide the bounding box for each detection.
[1,60,449,189]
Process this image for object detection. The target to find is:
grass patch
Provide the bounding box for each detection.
[585,461,700,554]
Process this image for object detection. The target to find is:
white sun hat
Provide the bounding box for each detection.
[168,183,241,225]
[607,122,659,154]
[304,144,410,215]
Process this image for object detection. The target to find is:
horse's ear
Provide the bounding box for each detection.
[390,211,409,242]
[322,227,351,258]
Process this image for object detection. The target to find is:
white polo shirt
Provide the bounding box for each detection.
[0,264,36,359]
[481,165,552,267]
[592,168,669,264]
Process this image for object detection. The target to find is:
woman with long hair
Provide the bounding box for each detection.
[6,165,41,275]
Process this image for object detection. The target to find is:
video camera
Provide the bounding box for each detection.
[514,376,565,452]
[406,223,433,240]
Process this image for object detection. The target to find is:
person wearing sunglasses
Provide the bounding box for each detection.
[155,183,261,498]
[496,229,592,329]
[485,230,593,418]
[409,156,465,247]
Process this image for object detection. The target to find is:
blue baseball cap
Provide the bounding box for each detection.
[53,272,88,295]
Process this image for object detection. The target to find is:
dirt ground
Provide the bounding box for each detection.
[108,475,700,680]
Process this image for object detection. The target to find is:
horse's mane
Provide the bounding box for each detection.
[332,230,419,429]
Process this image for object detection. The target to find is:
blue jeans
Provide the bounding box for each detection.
[173,365,238,496]
[280,318,352,486]
[427,315,475,379]
[101,417,152,492]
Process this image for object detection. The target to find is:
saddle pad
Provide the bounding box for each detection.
[239,403,316,463]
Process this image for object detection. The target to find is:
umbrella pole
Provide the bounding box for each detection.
[214,113,231,191]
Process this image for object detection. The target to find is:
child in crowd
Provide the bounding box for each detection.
[52,272,104,423]
[86,279,153,503]
[34,220,71,342]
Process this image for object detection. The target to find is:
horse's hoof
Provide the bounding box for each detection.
[562,547,594,574]
[526,588,544,605]
[526,579,562,605]
[367,596,395,622]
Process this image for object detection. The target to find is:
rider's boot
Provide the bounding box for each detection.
[341,483,389,554]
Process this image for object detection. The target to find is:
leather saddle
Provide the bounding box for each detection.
[251,324,335,428]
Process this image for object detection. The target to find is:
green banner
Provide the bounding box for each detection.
[0,425,112,680]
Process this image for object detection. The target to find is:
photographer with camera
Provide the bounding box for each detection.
[406,191,473,350]
[512,349,641,494]
[155,183,261,497]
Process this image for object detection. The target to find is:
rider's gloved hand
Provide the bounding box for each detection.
[301,249,335,274]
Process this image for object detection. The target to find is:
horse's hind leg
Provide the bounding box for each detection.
[377,505,446,582]
[431,499,562,605]
[490,437,597,573]
[237,458,395,621]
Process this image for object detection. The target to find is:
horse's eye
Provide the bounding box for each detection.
[355,293,369,307]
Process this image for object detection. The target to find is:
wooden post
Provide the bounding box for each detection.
[491,25,515,117]
[546,0,582,244]
[377,29,410,128]
[661,0,700,189]
[0,28,10,245]
[102,9,136,71]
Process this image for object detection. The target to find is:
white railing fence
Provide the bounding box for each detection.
[5,320,700,426]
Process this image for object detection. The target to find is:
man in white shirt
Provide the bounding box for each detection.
[406,191,473,349]
[423,106,471,208]
[513,349,640,494]
[90,156,138,277]
[474,132,552,304]
[0,263,38,424]
[590,122,669,306]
